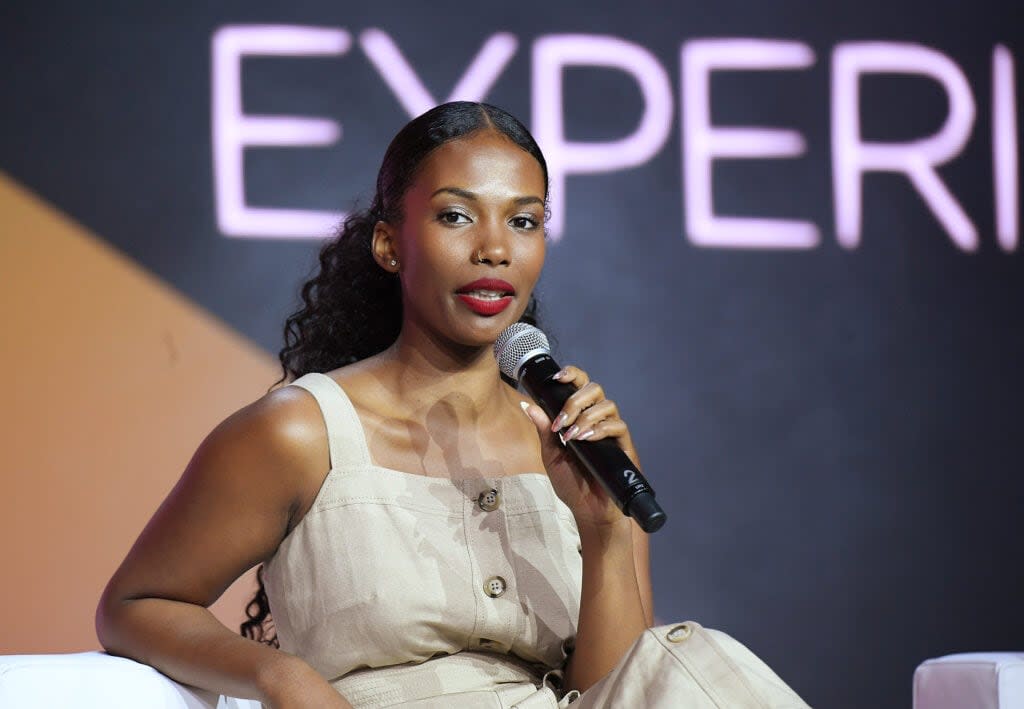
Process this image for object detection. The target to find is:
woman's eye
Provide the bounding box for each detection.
[439,210,470,225]
[511,215,540,230]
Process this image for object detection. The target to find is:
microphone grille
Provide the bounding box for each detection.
[494,323,550,381]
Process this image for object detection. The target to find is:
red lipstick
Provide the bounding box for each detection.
[455,278,516,316]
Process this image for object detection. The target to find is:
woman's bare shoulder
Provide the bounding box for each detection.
[96,383,334,610]
[226,381,333,481]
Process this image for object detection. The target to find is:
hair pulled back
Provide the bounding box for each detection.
[240,101,550,647]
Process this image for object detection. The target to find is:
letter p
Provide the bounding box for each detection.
[532,35,673,240]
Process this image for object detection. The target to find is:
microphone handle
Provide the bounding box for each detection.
[519,353,666,533]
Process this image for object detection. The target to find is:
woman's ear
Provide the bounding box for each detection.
[371,221,400,273]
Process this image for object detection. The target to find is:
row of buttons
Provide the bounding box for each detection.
[480,490,504,646]
[478,489,507,600]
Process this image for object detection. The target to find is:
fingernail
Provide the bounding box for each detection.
[552,369,565,380]
[519,401,531,416]
[564,425,580,441]
[577,429,595,441]
[551,413,568,432]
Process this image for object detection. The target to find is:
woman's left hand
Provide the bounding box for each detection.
[520,365,643,529]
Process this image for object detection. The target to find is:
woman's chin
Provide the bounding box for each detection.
[447,321,515,352]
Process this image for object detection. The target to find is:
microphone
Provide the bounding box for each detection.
[494,323,667,533]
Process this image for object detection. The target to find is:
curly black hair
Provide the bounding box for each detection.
[240,101,551,648]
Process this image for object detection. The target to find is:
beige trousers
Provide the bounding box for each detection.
[331,621,811,708]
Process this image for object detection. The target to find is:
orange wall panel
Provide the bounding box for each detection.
[0,172,282,653]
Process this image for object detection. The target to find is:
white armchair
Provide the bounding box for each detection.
[9,647,1024,708]
[914,653,1024,709]
[0,651,262,708]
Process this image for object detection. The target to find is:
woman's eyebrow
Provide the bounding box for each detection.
[430,186,544,207]
[431,186,477,200]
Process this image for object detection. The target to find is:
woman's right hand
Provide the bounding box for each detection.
[261,657,354,709]
[270,685,353,709]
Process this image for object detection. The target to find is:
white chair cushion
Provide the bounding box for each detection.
[0,651,262,708]
[914,653,1024,709]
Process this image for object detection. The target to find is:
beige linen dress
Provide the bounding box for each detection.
[262,373,811,708]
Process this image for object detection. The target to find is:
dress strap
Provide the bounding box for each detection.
[287,372,372,470]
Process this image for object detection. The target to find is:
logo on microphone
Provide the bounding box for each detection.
[623,469,639,486]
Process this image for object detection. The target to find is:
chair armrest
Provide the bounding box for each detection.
[0,651,262,708]
[914,652,1024,709]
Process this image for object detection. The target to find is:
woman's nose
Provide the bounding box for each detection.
[473,222,511,265]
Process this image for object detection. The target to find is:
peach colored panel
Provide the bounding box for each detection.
[0,172,283,654]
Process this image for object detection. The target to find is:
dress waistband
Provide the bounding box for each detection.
[330,651,559,707]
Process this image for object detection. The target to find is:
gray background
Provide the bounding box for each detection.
[3,1,1022,706]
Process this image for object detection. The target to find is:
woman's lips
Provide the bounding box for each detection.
[454,278,515,316]
[455,278,515,295]
[456,293,514,316]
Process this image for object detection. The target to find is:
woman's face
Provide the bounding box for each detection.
[376,129,547,349]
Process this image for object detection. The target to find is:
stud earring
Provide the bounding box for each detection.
[389,259,398,267]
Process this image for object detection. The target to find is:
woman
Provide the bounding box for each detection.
[96,101,809,708]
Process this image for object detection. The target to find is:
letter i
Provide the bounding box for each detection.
[993,45,1019,251]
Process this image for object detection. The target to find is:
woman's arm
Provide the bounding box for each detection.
[563,517,650,692]
[631,517,655,626]
[520,365,655,693]
[95,389,351,709]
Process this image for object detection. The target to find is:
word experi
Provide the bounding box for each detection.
[212,26,1019,251]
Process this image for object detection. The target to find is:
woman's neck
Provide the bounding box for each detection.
[375,325,512,421]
